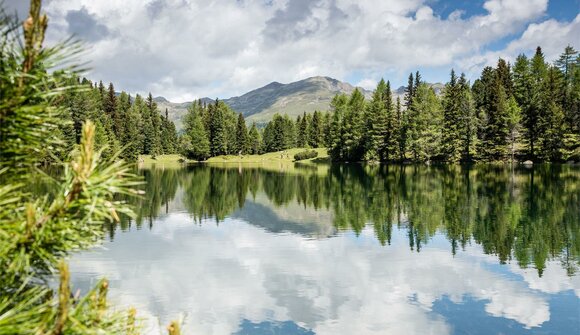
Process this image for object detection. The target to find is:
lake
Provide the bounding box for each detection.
[67,163,580,334]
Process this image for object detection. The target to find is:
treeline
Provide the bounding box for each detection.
[327,45,579,162]
[180,99,331,160]
[181,45,578,163]
[57,78,178,161]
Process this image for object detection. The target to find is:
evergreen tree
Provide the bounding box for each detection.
[308,110,324,148]
[513,54,535,158]
[342,88,365,161]
[328,94,348,160]
[395,96,406,161]
[506,96,522,162]
[407,83,442,161]
[539,66,565,160]
[296,115,305,147]
[123,94,143,161]
[441,69,462,162]
[528,47,548,159]
[248,122,262,154]
[479,68,509,161]
[235,113,249,154]
[0,1,141,332]
[183,107,210,160]
[458,74,478,161]
[365,79,389,161]
[209,100,228,156]
[383,81,398,161]
[404,72,415,110]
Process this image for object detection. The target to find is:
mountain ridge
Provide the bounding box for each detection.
[155,76,443,130]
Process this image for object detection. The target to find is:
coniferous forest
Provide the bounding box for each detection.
[57,79,178,161]
[178,46,579,163]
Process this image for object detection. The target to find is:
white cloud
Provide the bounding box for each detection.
[457,13,580,80]
[33,0,576,101]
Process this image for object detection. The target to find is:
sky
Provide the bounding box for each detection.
[5,0,580,102]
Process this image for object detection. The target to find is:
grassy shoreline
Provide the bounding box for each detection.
[139,148,329,165]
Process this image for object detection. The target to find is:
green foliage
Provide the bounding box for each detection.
[293,150,318,161]
[181,104,210,160]
[248,122,262,154]
[262,113,296,152]
[235,113,249,154]
[0,1,143,332]
[407,83,443,161]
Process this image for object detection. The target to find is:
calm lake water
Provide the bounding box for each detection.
[68,164,580,334]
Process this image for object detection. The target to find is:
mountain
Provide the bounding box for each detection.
[156,76,443,131]
[223,76,372,122]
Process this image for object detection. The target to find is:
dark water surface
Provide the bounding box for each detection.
[68,164,580,334]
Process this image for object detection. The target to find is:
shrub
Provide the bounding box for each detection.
[294,150,318,161]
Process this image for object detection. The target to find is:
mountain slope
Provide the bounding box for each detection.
[156,76,443,131]
[226,76,372,122]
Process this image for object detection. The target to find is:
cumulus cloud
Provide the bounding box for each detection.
[12,0,573,101]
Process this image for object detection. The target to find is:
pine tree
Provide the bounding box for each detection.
[556,47,580,136]
[441,69,462,162]
[296,115,305,147]
[528,47,548,159]
[123,94,142,161]
[513,54,535,159]
[328,94,348,160]
[309,110,324,148]
[407,84,442,161]
[248,122,262,154]
[395,96,406,161]
[383,81,398,161]
[538,66,565,161]
[235,113,249,154]
[0,1,140,332]
[458,74,478,161]
[506,96,522,162]
[365,79,388,161]
[480,69,509,161]
[209,100,228,156]
[183,108,210,160]
[404,72,415,110]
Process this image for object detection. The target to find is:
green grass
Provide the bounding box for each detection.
[206,148,328,163]
[139,148,329,165]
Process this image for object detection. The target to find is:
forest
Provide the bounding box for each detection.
[56,45,579,164]
[57,79,178,161]
[181,45,579,163]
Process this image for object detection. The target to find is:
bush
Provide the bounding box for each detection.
[294,150,318,161]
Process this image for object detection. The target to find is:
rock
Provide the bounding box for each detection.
[522,160,533,165]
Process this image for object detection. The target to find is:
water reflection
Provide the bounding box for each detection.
[69,163,579,334]
[116,164,579,277]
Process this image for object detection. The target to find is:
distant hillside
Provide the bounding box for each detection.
[156,76,444,131]
[224,76,372,122]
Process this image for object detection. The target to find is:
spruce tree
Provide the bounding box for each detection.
[365,79,388,161]
[458,74,478,161]
[407,84,442,161]
[480,69,509,161]
[309,110,324,148]
[235,113,249,154]
[328,94,348,160]
[441,69,462,162]
[513,54,535,158]
[183,109,210,160]
[248,122,262,154]
[209,100,228,156]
